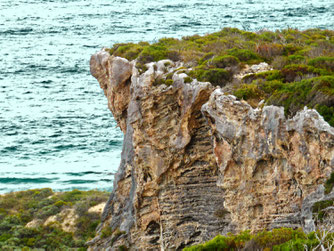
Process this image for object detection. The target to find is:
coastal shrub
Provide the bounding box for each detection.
[308,56,334,72]
[258,31,279,42]
[272,56,289,70]
[324,172,334,194]
[184,76,193,83]
[258,79,285,94]
[288,54,305,64]
[101,225,113,239]
[76,213,100,240]
[264,79,309,115]
[198,52,214,64]
[35,204,60,220]
[0,188,109,250]
[105,29,334,82]
[273,237,319,251]
[264,76,334,116]
[253,228,306,249]
[183,228,313,250]
[256,43,284,59]
[165,79,174,86]
[183,235,230,250]
[234,74,334,127]
[234,84,265,101]
[227,48,260,63]
[153,77,174,86]
[137,45,168,64]
[315,105,334,127]
[189,67,231,87]
[112,43,144,61]
[283,44,303,56]
[312,199,334,221]
[280,64,325,82]
[210,55,240,68]
[242,70,283,84]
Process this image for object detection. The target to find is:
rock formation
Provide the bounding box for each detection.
[88,50,334,250]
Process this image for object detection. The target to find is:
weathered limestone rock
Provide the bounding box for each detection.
[202,89,334,233]
[234,62,273,81]
[89,51,233,250]
[89,50,334,250]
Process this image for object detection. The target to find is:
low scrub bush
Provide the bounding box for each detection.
[183,228,333,251]
[308,56,334,72]
[0,188,109,250]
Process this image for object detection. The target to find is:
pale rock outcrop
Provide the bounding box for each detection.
[89,50,334,250]
[234,62,272,80]
[202,90,334,232]
[88,202,107,214]
[43,208,78,233]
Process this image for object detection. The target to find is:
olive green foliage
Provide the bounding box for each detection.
[254,228,306,248]
[183,228,328,251]
[108,29,334,125]
[227,48,260,63]
[100,225,113,239]
[308,57,334,72]
[184,76,193,83]
[184,231,252,251]
[264,76,334,123]
[211,55,240,68]
[236,72,334,126]
[108,28,334,69]
[189,67,231,87]
[324,172,334,194]
[227,29,334,126]
[0,188,109,250]
[312,199,334,221]
[315,104,334,128]
[234,83,265,100]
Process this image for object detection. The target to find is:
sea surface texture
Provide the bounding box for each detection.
[1,0,333,193]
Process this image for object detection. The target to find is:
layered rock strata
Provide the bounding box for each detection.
[89,50,334,250]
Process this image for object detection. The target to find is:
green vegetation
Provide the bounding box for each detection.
[108,28,334,71]
[312,199,334,221]
[107,28,334,126]
[0,188,109,250]
[184,228,334,251]
[325,172,334,194]
[235,75,334,126]
[189,67,232,87]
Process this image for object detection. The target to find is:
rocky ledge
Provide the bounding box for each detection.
[88,50,334,250]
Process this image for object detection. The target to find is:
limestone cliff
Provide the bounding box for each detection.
[88,50,334,250]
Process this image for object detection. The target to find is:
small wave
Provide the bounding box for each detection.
[82,45,98,48]
[54,144,76,150]
[31,139,46,145]
[4,131,18,136]
[0,177,55,184]
[65,171,104,176]
[1,146,19,153]
[100,179,113,182]
[0,28,33,35]
[59,67,85,74]
[62,179,98,184]
[40,80,53,84]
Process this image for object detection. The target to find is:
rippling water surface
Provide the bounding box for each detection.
[0,0,333,193]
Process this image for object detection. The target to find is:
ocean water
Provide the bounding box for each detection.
[0,0,333,194]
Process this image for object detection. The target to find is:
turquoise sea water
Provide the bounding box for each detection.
[1,0,333,193]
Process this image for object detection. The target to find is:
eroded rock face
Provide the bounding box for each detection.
[89,51,334,250]
[89,51,233,250]
[202,90,334,233]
